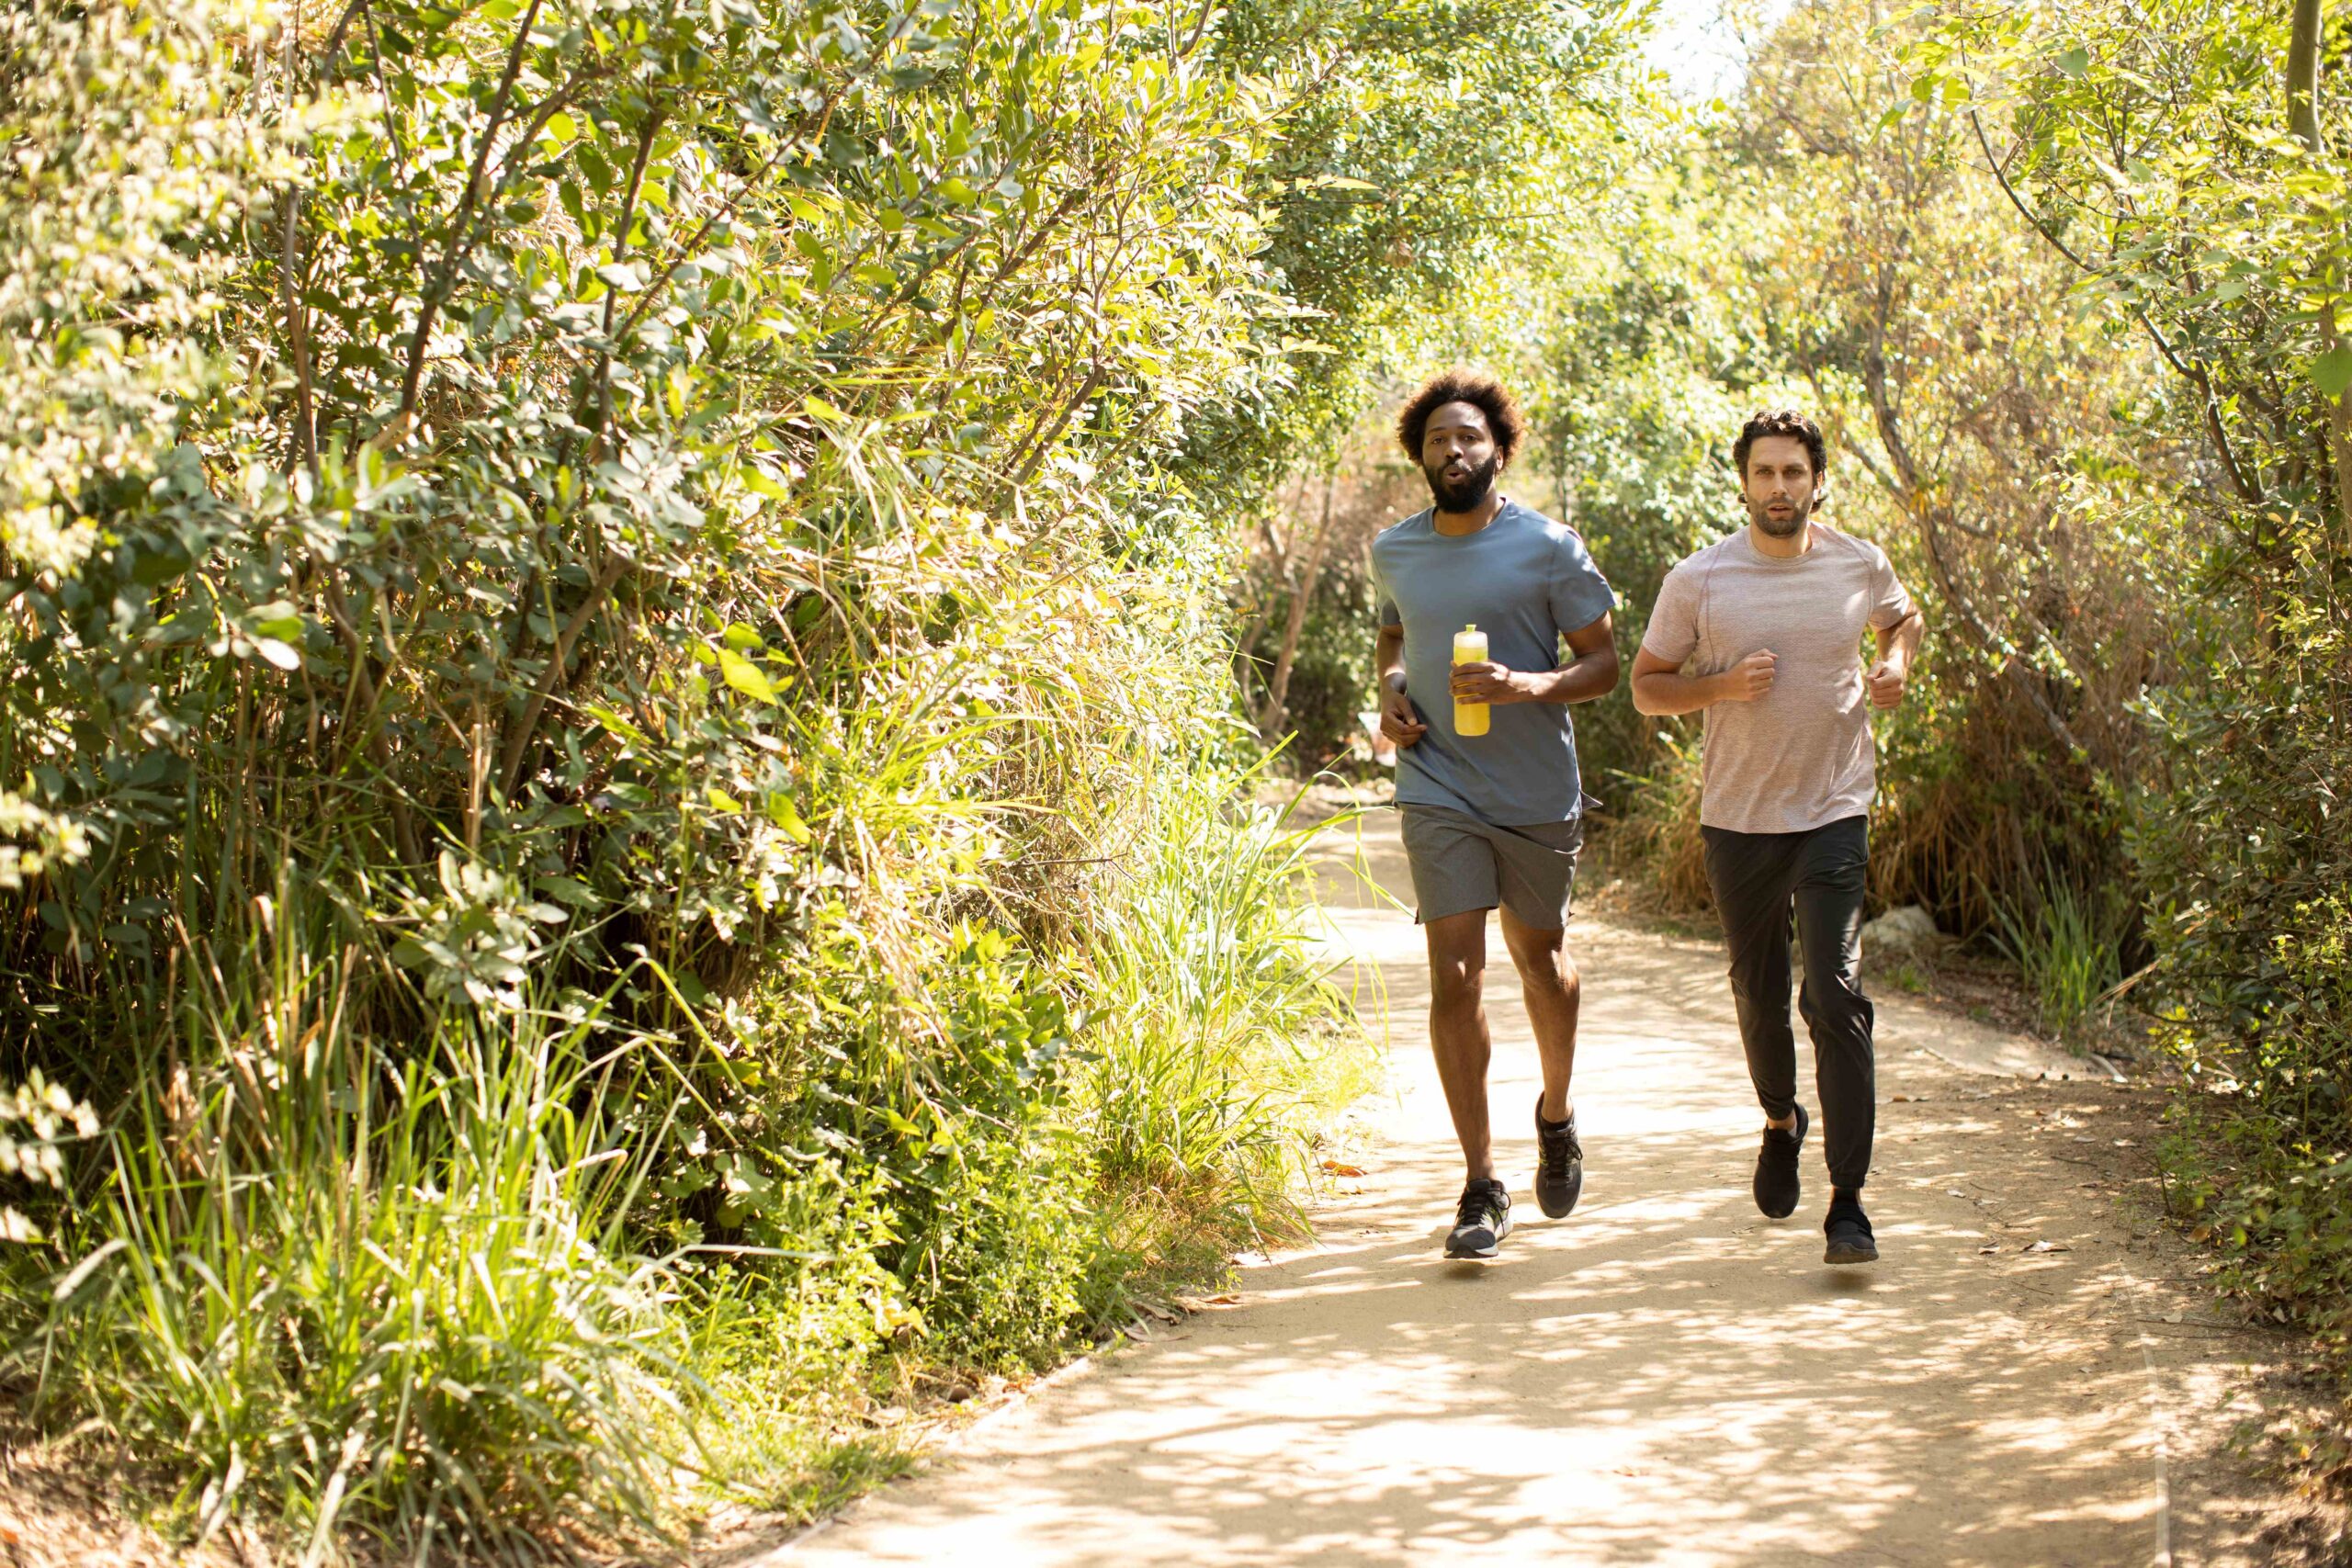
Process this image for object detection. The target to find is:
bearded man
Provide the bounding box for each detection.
[1629,410,1927,1267]
[1368,369,1620,1259]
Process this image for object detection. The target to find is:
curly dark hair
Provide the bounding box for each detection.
[1396,368,1524,467]
[1732,409,1827,479]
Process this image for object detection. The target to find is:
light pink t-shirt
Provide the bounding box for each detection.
[1641,523,1914,834]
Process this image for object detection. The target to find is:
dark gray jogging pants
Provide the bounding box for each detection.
[1701,814,1875,1192]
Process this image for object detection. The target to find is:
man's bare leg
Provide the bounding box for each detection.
[1424,908,1495,1181]
[1500,907,1579,1123]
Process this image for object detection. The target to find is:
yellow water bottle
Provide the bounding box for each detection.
[1453,623,1490,737]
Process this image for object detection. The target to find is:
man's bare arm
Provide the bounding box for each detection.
[1373,623,1426,747]
[1866,607,1926,707]
[1447,614,1622,707]
[1631,643,1778,716]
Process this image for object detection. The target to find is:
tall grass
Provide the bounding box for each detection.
[12,899,696,1562]
[1593,734,1712,914]
[1988,870,2127,1043]
[1084,761,1371,1250]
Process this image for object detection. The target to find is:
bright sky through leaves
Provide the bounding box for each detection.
[1641,0,1796,101]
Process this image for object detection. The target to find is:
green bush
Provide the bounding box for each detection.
[15,924,691,1557]
[0,0,1642,1545]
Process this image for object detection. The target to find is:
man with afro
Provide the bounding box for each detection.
[1369,367,1620,1259]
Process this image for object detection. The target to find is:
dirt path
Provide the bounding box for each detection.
[774,812,2305,1566]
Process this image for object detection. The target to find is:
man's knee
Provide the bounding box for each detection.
[1512,942,1577,999]
[1430,954,1485,1012]
[1799,978,1872,1040]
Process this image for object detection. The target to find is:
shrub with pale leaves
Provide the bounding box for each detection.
[0,1070,96,1241]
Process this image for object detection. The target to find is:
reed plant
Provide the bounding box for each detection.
[1083,759,1373,1251]
[1987,869,2128,1043]
[11,891,695,1562]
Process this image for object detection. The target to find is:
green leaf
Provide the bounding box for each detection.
[532,874,601,908]
[707,786,744,813]
[2054,46,2089,79]
[2312,346,2352,400]
[253,638,301,671]
[768,794,813,843]
[716,647,777,704]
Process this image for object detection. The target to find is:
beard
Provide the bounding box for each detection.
[1749,491,1813,537]
[1425,453,1499,512]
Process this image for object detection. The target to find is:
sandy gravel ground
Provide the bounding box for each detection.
[764,811,2320,1567]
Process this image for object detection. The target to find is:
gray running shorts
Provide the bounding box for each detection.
[1397,804,1585,930]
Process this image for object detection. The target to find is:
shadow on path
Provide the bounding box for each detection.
[772,809,2291,1567]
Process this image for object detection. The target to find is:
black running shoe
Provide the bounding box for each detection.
[1753,1102,1808,1219]
[1445,1179,1513,1258]
[1824,1192,1878,1266]
[1534,1100,1584,1218]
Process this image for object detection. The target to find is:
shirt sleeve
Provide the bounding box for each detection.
[1548,528,1615,637]
[1371,541,1400,628]
[1867,543,1916,630]
[1641,560,1701,665]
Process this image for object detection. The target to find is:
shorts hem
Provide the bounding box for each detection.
[1415,897,1498,927]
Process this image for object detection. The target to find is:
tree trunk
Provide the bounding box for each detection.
[1258,466,1339,740]
[2289,0,2324,150]
[2290,0,2350,552]
[2328,315,2352,558]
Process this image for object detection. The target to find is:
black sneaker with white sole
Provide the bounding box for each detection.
[1824,1191,1878,1265]
[1534,1100,1583,1218]
[1754,1102,1808,1219]
[1445,1179,1513,1258]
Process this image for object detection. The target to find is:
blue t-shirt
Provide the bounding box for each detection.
[1370,499,1615,826]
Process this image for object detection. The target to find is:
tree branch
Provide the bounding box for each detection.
[397,0,545,420]
[278,188,318,477]
[1966,106,2265,506]
[499,556,630,798]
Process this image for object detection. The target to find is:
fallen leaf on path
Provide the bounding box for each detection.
[2163,1310,2183,1324]
[1321,1160,1367,1177]
[2023,1240,2071,1254]
[1979,1243,2000,1255]
[1204,1292,1241,1305]
[1137,1301,1180,1325]
[1122,1323,1150,1341]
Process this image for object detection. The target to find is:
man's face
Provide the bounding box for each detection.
[1420,400,1502,511]
[1742,434,1819,537]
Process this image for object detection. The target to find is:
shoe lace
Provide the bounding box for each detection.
[1538,1122,1581,1174]
[1455,1184,1498,1226]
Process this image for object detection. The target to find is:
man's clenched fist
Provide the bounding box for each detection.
[1867,657,1908,708]
[1716,649,1777,703]
[1378,679,1427,749]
